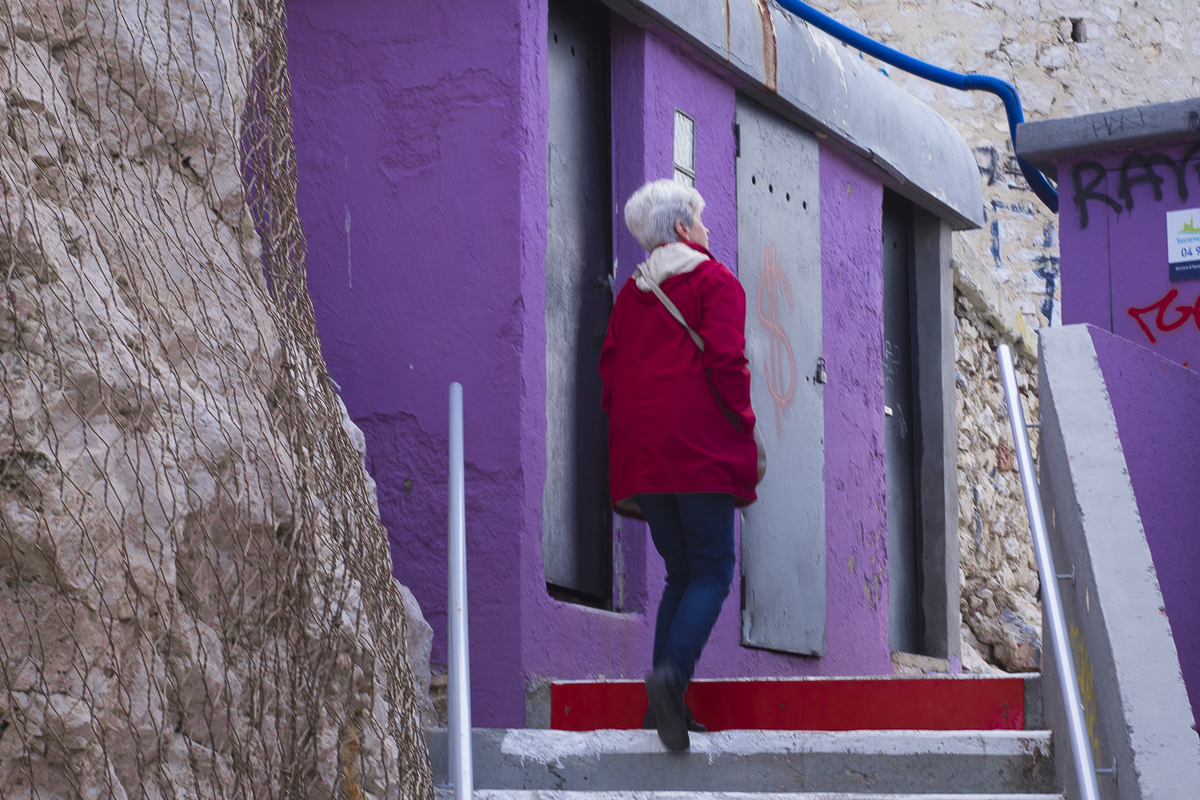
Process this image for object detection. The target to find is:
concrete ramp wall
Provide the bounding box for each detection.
[1037,324,1200,798]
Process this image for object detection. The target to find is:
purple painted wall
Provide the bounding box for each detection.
[287,0,895,727]
[819,146,893,674]
[1088,325,1200,724]
[1055,136,1200,723]
[286,0,545,725]
[1059,142,1200,370]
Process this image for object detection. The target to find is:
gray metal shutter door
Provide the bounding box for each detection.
[543,0,612,601]
[736,96,826,656]
[882,192,921,652]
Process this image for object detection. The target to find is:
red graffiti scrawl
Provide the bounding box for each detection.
[757,245,795,438]
[1127,288,1200,345]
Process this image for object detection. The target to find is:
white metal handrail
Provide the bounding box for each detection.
[447,383,472,800]
[997,344,1101,800]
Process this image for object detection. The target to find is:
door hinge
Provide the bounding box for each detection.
[733,123,740,158]
[815,357,828,385]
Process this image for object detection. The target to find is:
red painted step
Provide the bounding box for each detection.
[551,676,1027,732]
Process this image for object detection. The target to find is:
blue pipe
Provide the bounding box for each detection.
[774,0,1058,213]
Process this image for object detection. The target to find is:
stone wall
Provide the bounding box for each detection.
[0,1,431,797]
[953,237,1042,673]
[819,0,1200,327]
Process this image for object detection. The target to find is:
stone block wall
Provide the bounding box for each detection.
[954,237,1042,673]
[818,0,1200,327]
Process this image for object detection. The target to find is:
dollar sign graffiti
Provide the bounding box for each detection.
[757,245,796,438]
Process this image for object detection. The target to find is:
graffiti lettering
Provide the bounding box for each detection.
[1127,287,1200,344]
[974,145,1023,188]
[1033,254,1060,324]
[1071,160,1121,229]
[757,245,795,438]
[1072,142,1200,229]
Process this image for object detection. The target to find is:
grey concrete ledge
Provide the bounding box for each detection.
[1016,96,1200,173]
[952,234,1039,358]
[428,728,1054,793]
[602,0,984,231]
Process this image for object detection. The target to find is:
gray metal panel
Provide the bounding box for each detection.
[544,0,612,602]
[882,192,920,653]
[597,0,985,230]
[736,96,825,657]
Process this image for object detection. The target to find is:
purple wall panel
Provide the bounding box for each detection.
[818,146,893,674]
[609,15,651,618]
[286,0,540,725]
[288,0,895,726]
[1060,143,1200,371]
[1089,325,1200,724]
[1058,156,1112,329]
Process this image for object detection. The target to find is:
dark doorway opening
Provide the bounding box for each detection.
[543,0,614,607]
[882,190,923,653]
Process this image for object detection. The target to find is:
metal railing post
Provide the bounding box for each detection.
[997,345,1101,800]
[447,383,472,800]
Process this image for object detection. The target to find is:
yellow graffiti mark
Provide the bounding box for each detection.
[1069,622,1102,761]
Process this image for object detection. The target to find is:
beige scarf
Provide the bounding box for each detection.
[633,242,708,292]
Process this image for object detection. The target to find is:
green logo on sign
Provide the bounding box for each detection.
[1179,216,1200,234]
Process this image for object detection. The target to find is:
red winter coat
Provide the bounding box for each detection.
[599,242,758,519]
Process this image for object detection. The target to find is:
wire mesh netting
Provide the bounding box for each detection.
[0,0,433,797]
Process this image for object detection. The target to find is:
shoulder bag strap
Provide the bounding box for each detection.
[634,266,705,351]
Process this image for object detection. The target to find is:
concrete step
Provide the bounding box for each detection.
[437,792,1064,800]
[427,729,1056,795]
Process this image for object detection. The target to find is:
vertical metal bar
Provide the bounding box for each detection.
[447,382,472,800]
[997,344,1101,800]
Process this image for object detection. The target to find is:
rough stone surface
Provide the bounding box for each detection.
[0,2,432,797]
[953,239,1043,673]
[823,0,1200,327]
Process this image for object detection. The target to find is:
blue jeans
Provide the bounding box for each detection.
[635,493,736,683]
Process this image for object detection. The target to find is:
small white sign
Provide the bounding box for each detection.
[1167,207,1200,281]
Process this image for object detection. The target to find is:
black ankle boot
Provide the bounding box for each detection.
[643,704,706,732]
[645,663,689,751]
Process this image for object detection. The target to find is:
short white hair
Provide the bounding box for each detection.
[623,179,705,251]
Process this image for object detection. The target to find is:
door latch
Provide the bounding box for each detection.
[815,357,828,385]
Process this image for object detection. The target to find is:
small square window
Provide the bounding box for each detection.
[673,110,695,186]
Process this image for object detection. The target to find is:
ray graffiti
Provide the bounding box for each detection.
[1072,141,1200,229]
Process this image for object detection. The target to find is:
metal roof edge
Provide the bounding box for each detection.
[1016,96,1200,174]
[601,0,985,230]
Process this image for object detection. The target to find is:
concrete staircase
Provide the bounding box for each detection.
[427,727,1060,798]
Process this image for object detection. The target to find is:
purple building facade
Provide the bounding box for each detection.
[286,0,983,727]
[1018,99,1200,723]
